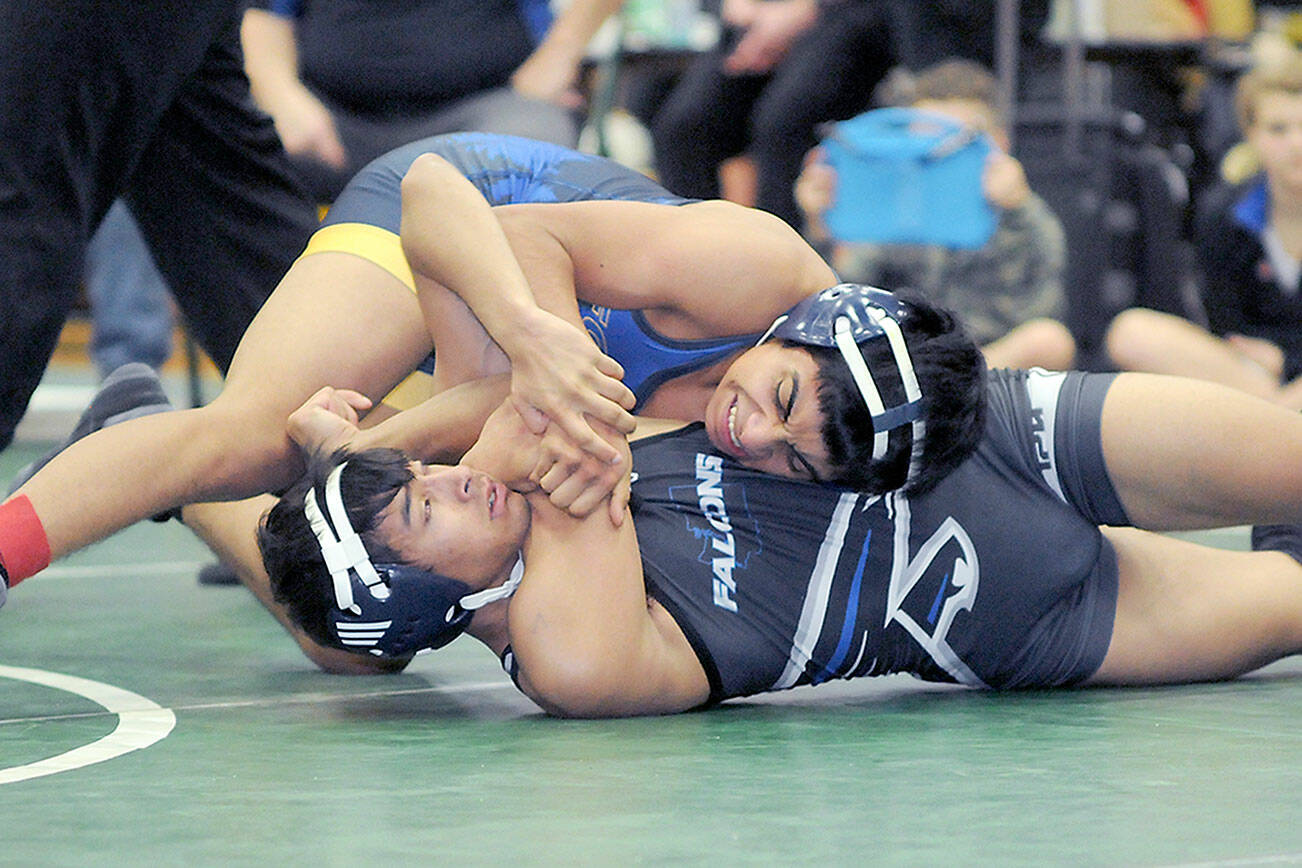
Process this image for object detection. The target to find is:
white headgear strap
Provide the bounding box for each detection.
[832,312,926,484]
[303,462,387,615]
[459,555,525,611]
[868,308,926,484]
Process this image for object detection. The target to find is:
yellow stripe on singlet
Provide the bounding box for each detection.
[301,222,433,410]
[302,222,418,292]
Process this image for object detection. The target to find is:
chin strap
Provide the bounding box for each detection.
[459,555,524,611]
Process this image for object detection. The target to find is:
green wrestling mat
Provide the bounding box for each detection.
[2,437,1300,866]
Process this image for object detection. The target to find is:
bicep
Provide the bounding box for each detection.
[413,272,510,387]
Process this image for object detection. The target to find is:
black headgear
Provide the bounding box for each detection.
[304,462,522,657]
[760,284,925,485]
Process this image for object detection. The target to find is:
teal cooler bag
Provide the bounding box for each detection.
[823,107,996,249]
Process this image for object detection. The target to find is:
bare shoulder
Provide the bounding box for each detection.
[508,486,711,717]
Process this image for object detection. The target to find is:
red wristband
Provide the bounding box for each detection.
[0,496,52,584]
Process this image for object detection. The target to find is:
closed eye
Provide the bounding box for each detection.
[787,445,820,482]
[775,378,796,421]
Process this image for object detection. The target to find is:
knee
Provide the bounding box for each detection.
[1104,307,1166,369]
[1024,318,1077,371]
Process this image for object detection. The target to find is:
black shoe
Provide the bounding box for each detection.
[197,561,240,586]
[0,560,8,610]
[7,363,173,496]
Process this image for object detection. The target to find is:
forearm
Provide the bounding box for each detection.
[527,0,623,73]
[352,376,511,464]
[400,155,555,357]
[240,8,305,113]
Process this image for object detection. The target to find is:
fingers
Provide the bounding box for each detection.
[545,463,623,519]
[608,472,631,527]
[591,369,637,413]
[534,451,590,493]
[593,352,626,381]
[513,398,549,435]
[531,439,626,520]
[553,414,623,466]
[586,396,637,436]
[334,389,373,412]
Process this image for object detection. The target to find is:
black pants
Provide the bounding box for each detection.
[650,1,895,229]
[0,0,317,450]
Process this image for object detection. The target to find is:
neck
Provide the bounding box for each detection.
[461,555,522,653]
[465,596,511,655]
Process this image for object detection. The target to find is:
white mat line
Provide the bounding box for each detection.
[0,679,518,726]
[1160,855,1302,867]
[0,664,176,786]
[33,560,209,580]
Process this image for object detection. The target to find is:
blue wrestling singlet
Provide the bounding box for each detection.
[320,131,692,236]
[578,306,760,409]
[306,132,761,409]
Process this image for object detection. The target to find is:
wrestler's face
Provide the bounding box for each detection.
[1250,91,1302,195]
[373,461,529,588]
[705,343,834,482]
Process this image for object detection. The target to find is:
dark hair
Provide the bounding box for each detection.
[798,292,987,495]
[257,447,413,647]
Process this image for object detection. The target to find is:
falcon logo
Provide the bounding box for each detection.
[669,453,761,612]
[884,507,985,687]
[580,304,612,354]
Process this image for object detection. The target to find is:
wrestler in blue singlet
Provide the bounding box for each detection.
[307,132,763,408]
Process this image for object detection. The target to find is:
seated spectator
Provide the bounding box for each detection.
[650,0,895,230]
[1105,53,1302,409]
[796,58,1075,371]
[240,0,621,201]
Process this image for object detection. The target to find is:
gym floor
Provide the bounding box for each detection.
[2,363,1300,865]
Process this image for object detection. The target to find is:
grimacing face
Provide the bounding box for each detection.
[703,342,834,482]
[372,461,529,589]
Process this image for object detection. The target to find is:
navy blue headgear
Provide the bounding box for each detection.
[759,283,926,485]
[304,462,523,657]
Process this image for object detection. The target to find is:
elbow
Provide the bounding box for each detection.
[517,656,623,718]
[400,153,457,200]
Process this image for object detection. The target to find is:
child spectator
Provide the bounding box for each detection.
[1105,52,1302,409]
[796,58,1074,370]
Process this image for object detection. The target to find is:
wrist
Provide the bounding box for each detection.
[345,426,377,455]
[499,307,553,356]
